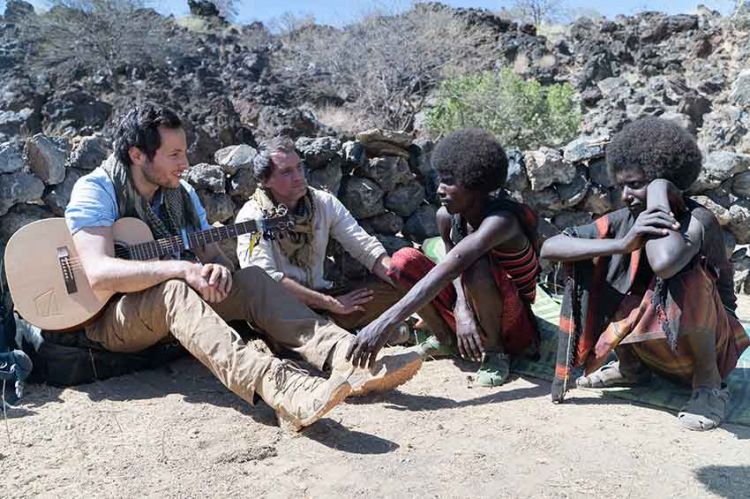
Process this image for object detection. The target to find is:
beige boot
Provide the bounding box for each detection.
[331,339,423,397]
[256,359,351,431]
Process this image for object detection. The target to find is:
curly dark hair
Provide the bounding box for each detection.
[606,117,702,190]
[113,103,183,167]
[432,128,507,192]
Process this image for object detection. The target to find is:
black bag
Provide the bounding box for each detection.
[26,330,186,386]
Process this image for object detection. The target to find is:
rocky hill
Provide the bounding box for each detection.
[1,0,750,294]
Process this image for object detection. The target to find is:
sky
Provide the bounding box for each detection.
[1,1,737,27]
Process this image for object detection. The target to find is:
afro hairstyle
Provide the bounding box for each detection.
[432,128,507,193]
[606,117,702,190]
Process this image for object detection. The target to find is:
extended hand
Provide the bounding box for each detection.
[327,288,374,315]
[455,312,483,362]
[345,319,392,369]
[621,206,680,253]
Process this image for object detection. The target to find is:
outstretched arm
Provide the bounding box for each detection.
[346,212,521,368]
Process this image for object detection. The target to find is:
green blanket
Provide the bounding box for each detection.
[421,237,750,426]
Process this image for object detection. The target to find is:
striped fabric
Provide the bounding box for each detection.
[491,242,541,303]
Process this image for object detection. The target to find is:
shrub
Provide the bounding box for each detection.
[425,68,581,150]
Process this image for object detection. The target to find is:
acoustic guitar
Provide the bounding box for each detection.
[4,213,292,331]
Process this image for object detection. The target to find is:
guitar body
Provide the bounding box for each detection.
[4,217,156,331]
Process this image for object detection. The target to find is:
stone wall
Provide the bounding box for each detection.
[3,127,749,295]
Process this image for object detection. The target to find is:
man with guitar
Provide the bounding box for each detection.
[61,103,419,431]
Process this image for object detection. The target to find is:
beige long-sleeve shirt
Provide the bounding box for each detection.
[235,187,387,290]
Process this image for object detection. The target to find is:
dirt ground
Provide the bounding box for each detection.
[4,338,750,499]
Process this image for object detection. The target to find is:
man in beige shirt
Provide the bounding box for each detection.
[236,137,408,331]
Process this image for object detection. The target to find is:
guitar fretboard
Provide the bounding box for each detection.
[115,219,268,261]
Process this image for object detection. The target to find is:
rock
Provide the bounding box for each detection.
[691,151,750,192]
[356,128,412,149]
[188,0,221,18]
[727,203,750,244]
[214,144,257,176]
[41,90,112,136]
[0,141,24,174]
[306,157,343,195]
[597,77,630,98]
[376,235,412,255]
[24,134,68,185]
[409,139,433,178]
[343,141,367,170]
[43,168,84,216]
[588,158,613,187]
[403,205,438,243]
[722,230,736,261]
[690,195,731,226]
[385,180,426,218]
[184,163,226,193]
[355,129,411,158]
[295,136,342,169]
[256,106,324,139]
[0,108,33,138]
[555,168,590,208]
[0,204,54,245]
[197,192,235,224]
[228,168,257,199]
[186,125,221,165]
[562,135,608,163]
[731,171,750,197]
[536,217,560,245]
[523,188,563,216]
[582,185,615,214]
[660,111,695,134]
[340,177,385,219]
[552,211,593,230]
[355,156,413,192]
[730,70,750,108]
[524,147,576,191]
[66,135,110,171]
[4,0,35,20]
[0,171,45,216]
[359,212,404,236]
[505,148,529,192]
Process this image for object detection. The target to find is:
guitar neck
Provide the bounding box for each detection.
[122,220,262,261]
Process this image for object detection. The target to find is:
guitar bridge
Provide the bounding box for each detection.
[57,247,78,295]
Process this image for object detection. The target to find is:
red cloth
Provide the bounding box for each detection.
[388,247,538,355]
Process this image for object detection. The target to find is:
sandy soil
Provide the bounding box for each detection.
[4,347,750,499]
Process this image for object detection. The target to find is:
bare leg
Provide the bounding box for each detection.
[461,256,504,353]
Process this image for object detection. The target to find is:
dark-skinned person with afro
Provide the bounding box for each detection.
[346,128,542,387]
[541,117,749,431]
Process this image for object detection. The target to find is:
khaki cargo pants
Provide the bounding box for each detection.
[85,266,351,404]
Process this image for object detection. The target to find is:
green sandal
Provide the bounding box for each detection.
[474,352,511,387]
[412,334,456,359]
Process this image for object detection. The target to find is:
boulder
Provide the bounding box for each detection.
[355,129,411,158]
[376,235,413,255]
[582,185,615,214]
[588,158,613,187]
[691,151,750,192]
[409,139,434,178]
[41,90,112,135]
[359,212,404,236]
[727,203,750,244]
[0,141,24,174]
[0,171,45,216]
[343,140,367,170]
[197,192,235,224]
[43,168,84,216]
[555,168,590,208]
[690,196,731,226]
[731,171,750,197]
[562,135,608,163]
[524,147,576,191]
[295,136,342,169]
[0,108,33,138]
[385,180,426,218]
[730,70,750,108]
[505,148,529,192]
[256,106,324,139]
[184,163,226,193]
[0,204,53,245]
[552,211,593,230]
[24,134,68,185]
[306,157,343,195]
[66,135,110,171]
[340,177,385,219]
[214,144,257,176]
[355,156,413,192]
[403,205,439,243]
[523,187,563,217]
[228,168,257,200]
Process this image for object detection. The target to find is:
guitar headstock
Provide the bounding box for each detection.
[261,204,295,240]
